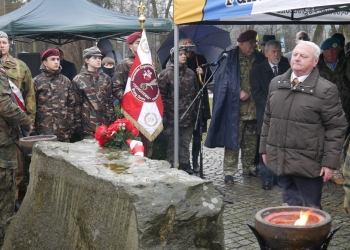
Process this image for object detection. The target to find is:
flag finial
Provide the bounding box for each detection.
[138,3,146,30]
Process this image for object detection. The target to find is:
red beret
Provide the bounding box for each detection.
[41,48,60,61]
[126,32,141,45]
[237,30,257,43]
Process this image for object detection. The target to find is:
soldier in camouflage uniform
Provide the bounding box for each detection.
[113,32,141,101]
[317,37,350,184]
[0,57,31,247]
[113,32,153,157]
[0,31,36,205]
[73,46,115,139]
[158,45,199,175]
[227,30,263,183]
[33,49,75,142]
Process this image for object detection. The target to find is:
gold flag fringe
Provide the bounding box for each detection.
[121,108,163,142]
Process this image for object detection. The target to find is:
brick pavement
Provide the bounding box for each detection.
[195,146,350,250]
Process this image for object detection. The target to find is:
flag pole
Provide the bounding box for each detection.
[138,3,148,157]
[138,3,146,30]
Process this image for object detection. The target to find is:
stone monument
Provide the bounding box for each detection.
[4,140,225,249]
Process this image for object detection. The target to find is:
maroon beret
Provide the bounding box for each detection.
[237,30,257,43]
[126,32,141,45]
[41,48,60,61]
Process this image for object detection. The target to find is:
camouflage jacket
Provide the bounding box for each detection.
[239,49,259,121]
[113,50,135,101]
[158,62,199,127]
[317,53,350,123]
[2,54,36,125]
[0,64,31,169]
[73,67,115,137]
[33,64,75,142]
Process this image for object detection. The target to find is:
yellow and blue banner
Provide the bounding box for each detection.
[174,0,350,24]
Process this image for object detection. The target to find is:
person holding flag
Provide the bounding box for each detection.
[113,30,163,157]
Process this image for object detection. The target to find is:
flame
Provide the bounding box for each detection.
[294,209,314,226]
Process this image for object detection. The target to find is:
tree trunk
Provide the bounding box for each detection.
[312,25,324,46]
[331,25,338,35]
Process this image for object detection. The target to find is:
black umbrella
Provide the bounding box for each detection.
[157,25,231,67]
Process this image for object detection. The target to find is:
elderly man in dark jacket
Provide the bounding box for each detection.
[260,41,348,209]
[250,40,290,190]
[205,30,265,184]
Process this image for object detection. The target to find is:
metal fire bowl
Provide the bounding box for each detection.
[254,206,331,250]
[18,135,57,155]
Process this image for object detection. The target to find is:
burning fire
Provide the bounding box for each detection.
[294,209,314,226]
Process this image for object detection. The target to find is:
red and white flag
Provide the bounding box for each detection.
[121,29,163,141]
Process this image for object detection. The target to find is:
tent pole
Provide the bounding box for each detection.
[174,25,179,168]
[11,34,17,58]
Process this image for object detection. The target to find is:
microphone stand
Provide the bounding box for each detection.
[181,62,233,204]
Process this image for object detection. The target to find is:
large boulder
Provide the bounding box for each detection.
[4,140,224,249]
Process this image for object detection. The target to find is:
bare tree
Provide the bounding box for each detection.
[312,25,324,45]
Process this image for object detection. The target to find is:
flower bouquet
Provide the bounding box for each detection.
[95,118,140,150]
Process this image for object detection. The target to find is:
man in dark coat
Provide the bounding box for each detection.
[250,40,290,190]
[58,49,77,81]
[259,35,289,65]
[179,37,212,173]
[260,41,348,209]
[205,30,265,184]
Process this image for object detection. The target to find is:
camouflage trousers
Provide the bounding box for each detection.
[163,126,193,167]
[0,167,17,246]
[224,120,257,176]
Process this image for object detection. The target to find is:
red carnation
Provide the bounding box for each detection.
[95,124,108,141]
[130,128,139,137]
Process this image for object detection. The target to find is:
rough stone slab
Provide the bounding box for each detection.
[4,140,224,250]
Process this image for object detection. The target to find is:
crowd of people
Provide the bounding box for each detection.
[1,27,350,246]
[205,29,350,212]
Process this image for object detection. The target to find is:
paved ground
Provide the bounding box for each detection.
[194,146,350,250]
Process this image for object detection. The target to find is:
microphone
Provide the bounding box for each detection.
[200,53,228,67]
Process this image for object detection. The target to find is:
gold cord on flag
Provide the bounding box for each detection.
[195,54,204,85]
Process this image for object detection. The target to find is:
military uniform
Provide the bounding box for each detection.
[0,63,31,246]
[318,53,350,182]
[2,55,36,124]
[224,49,259,177]
[113,50,135,102]
[33,64,75,142]
[73,67,115,138]
[158,62,199,168]
[317,53,350,123]
[2,54,35,201]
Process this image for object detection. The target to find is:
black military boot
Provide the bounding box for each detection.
[192,132,201,173]
[178,163,193,175]
[192,159,200,173]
